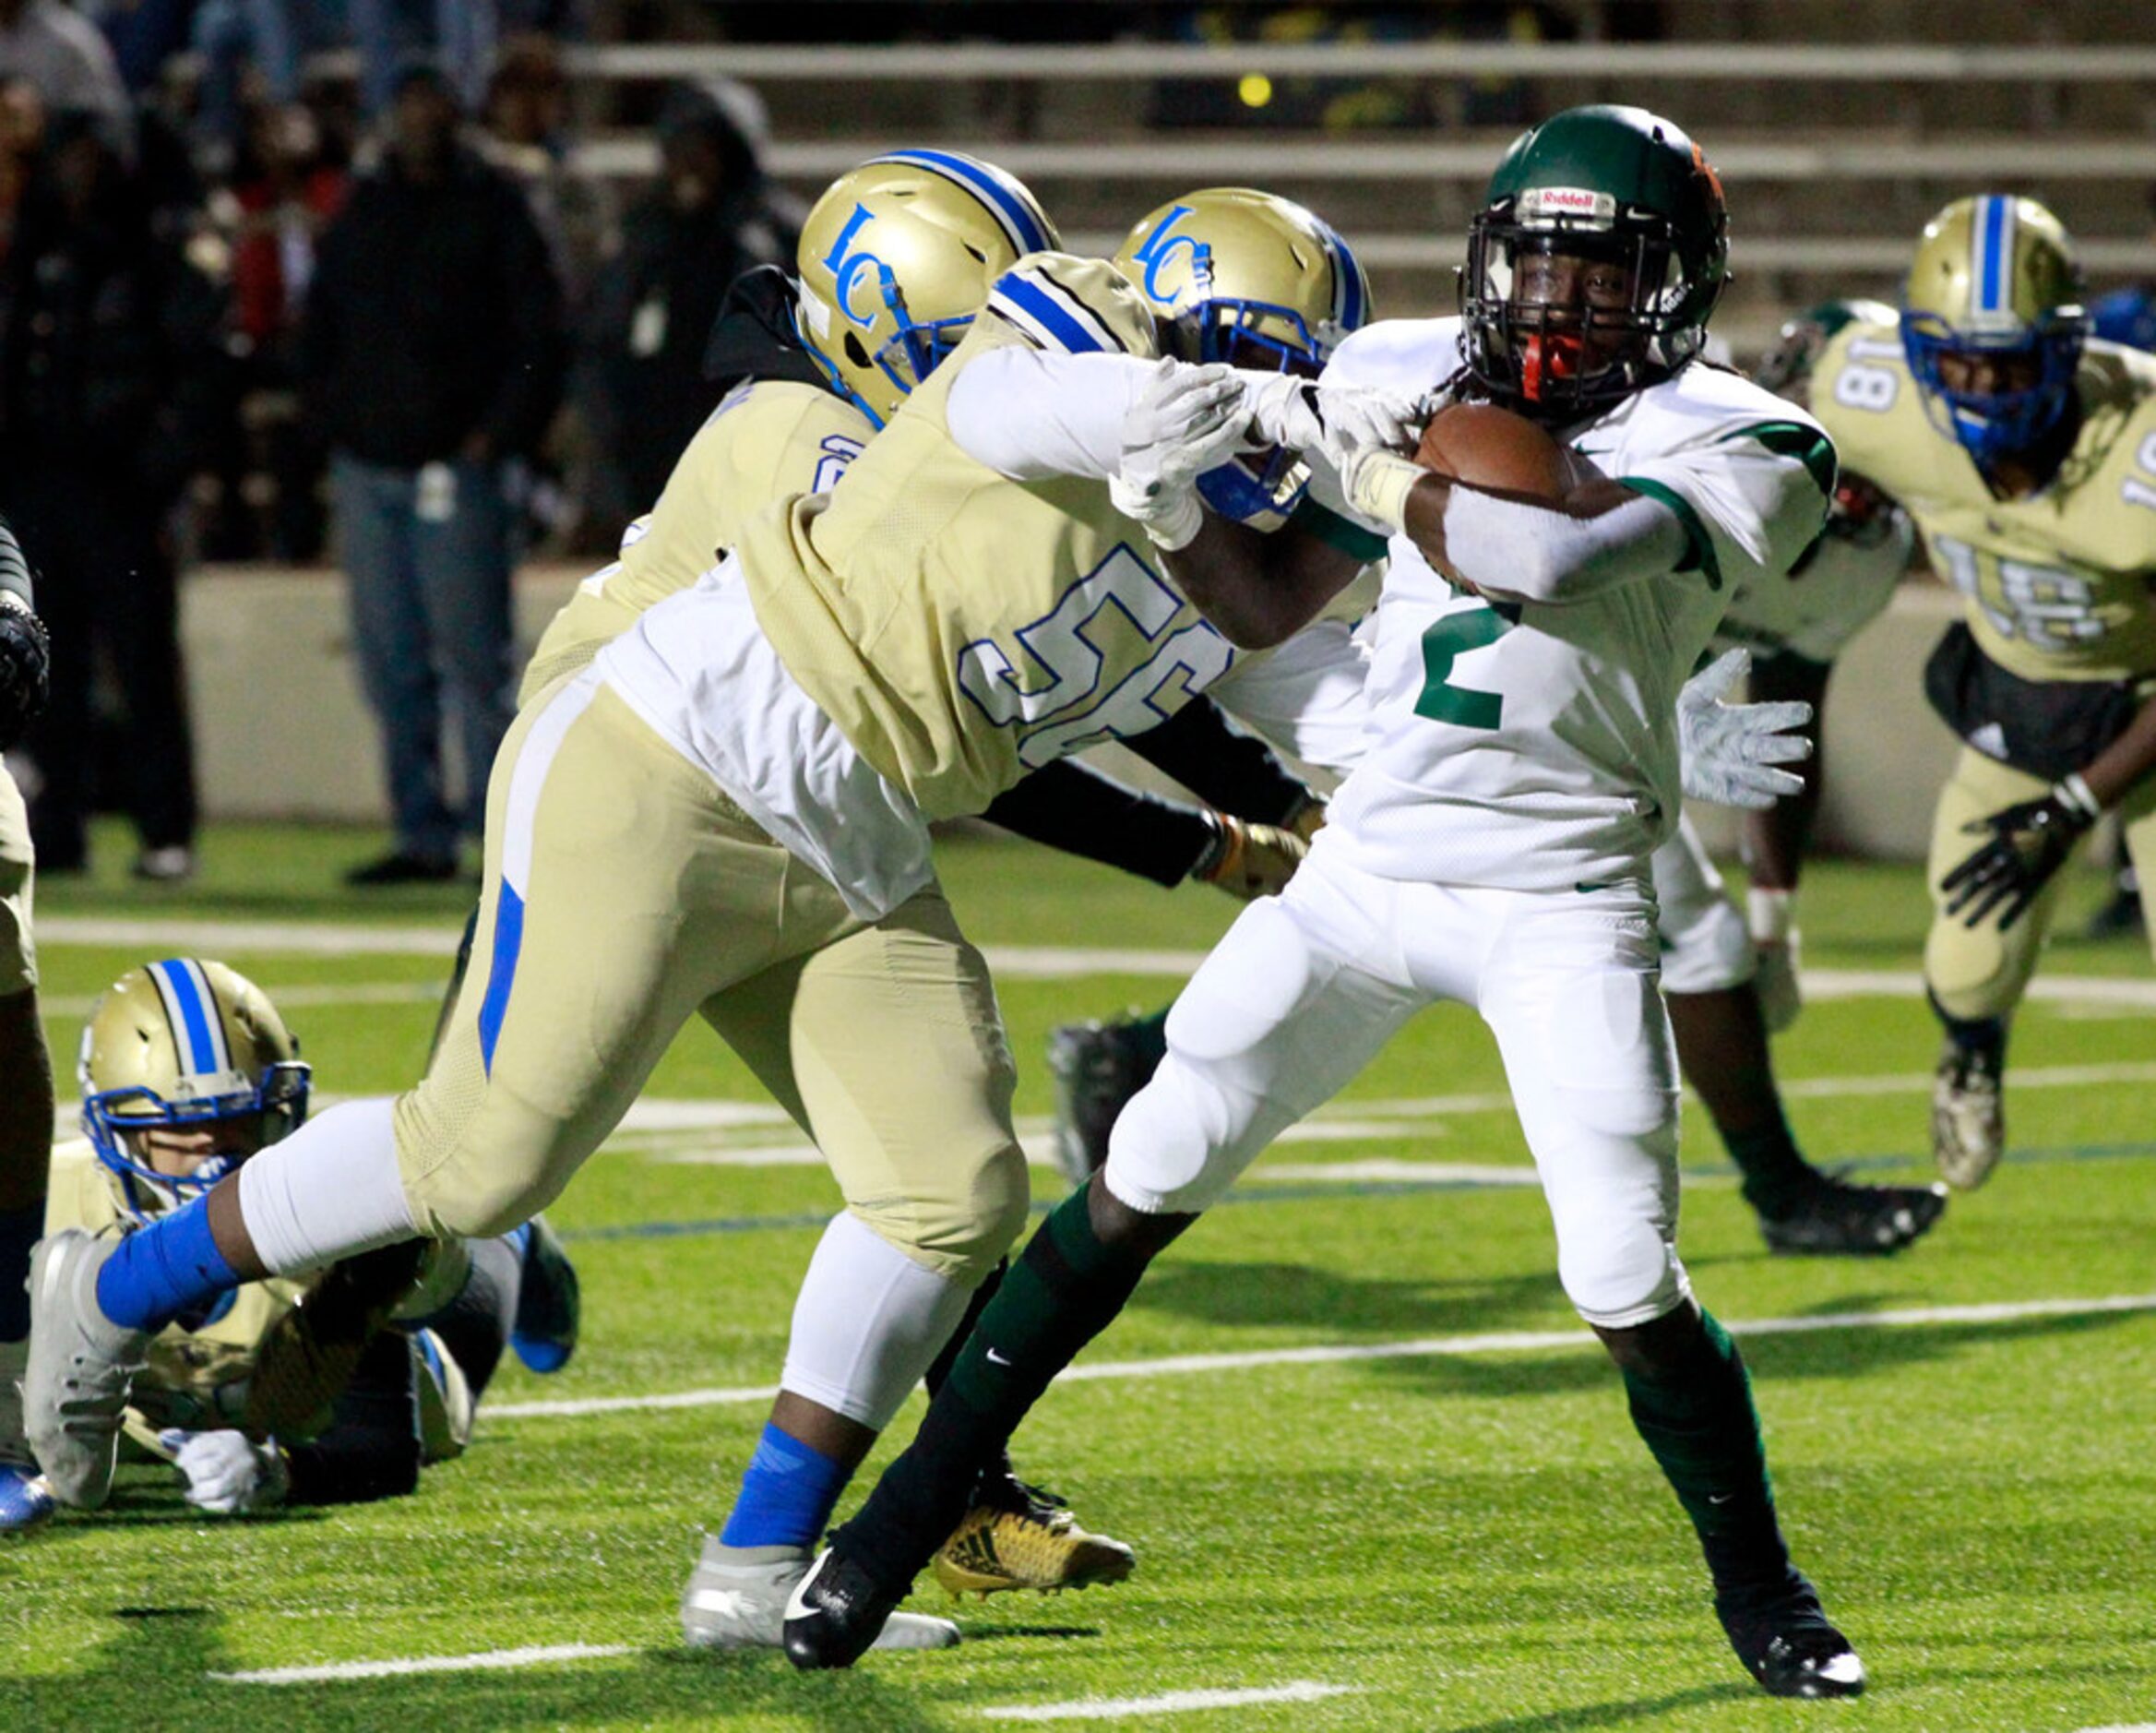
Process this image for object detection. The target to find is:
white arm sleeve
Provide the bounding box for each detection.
[944,346,1159,482]
[1440,485,1690,604]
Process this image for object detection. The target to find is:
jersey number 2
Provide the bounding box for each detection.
[1414,606,1512,729]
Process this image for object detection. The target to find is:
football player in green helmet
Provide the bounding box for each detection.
[792,106,1864,1702]
[1810,197,2156,1190]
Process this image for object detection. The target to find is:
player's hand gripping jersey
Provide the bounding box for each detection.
[1813,317,2156,688]
[1320,317,1834,891]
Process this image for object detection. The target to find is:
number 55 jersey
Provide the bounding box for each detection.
[1811,318,2156,687]
[1318,317,1833,892]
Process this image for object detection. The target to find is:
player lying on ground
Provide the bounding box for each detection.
[8,959,575,1529]
[1810,197,2156,1189]
[784,105,1865,1703]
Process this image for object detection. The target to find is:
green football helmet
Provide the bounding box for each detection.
[1460,103,1729,419]
[1900,195,2087,471]
[792,150,1060,428]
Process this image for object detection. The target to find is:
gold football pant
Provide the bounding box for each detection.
[1924,746,2156,1022]
[396,673,1028,1284]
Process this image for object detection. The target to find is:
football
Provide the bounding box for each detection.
[1414,401,1583,500]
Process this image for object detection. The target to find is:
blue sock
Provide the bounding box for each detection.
[717,1422,850,1550]
[0,1201,40,1340]
[95,1201,241,1333]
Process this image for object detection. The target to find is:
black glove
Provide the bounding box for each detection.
[1940,780,2099,931]
[0,599,48,751]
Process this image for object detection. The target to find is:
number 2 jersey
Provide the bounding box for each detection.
[1812,321,2156,687]
[1318,317,1834,892]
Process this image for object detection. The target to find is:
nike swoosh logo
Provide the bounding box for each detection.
[782,1551,830,1622]
[985,1348,1012,1367]
[1707,1491,1735,1506]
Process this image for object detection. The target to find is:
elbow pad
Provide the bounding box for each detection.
[1442,488,1688,603]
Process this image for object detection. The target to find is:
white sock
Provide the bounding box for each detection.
[237,1097,420,1275]
[778,1212,971,1430]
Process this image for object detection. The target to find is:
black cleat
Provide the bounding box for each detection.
[1757,1175,1948,1257]
[782,1546,911,1671]
[1718,1570,1865,1699]
[1044,1017,1164,1187]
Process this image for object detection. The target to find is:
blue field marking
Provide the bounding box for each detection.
[554,1140,2156,1243]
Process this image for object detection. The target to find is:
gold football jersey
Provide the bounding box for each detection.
[734,253,1249,821]
[1814,322,2156,684]
[518,380,872,705]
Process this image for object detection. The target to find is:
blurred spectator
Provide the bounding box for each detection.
[298,58,563,886]
[349,0,495,117]
[478,30,613,312]
[0,0,132,151]
[0,105,232,880]
[187,0,348,169]
[576,77,789,525]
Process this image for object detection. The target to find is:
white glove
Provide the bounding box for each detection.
[1676,649,1814,810]
[163,1428,290,1515]
[1241,374,1423,472]
[1748,886,1803,1032]
[1109,358,1250,549]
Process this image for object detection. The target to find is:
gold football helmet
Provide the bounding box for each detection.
[1900,195,2088,469]
[1113,186,1370,377]
[793,149,1060,427]
[78,959,310,1222]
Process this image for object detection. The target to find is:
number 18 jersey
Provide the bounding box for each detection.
[1319,317,1833,892]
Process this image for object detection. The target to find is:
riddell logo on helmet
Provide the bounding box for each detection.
[1520,186,1616,223]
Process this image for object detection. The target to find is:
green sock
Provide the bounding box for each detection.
[836,1185,1154,1585]
[1622,1309,1793,1600]
[1725,1106,1815,1216]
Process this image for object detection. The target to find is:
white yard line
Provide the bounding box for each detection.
[979,1681,1361,1721]
[213,1642,635,1684]
[482,1291,2156,1421]
[33,914,2156,1010]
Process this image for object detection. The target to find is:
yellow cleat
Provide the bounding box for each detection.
[931,1480,1137,1600]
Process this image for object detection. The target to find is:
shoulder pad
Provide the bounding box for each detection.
[984,253,1159,358]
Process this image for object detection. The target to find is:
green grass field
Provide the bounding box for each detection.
[6,821,2154,1731]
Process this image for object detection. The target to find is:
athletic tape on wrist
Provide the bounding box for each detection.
[2056,772,2102,822]
[1349,448,1424,533]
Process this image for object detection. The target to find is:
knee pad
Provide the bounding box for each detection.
[857,1138,1032,1287]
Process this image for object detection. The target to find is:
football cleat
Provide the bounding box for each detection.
[1932,1041,2005,1189]
[781,1544,924,1671]
[932,1472,1137,1598]
[1757,1176,1948,1257]
[508,1215,580,1374]
[0,1461,54,1533]
[1717,1569,1865,1699]
[23,1229,149,1510]
[1045,1017,1163,1188]
[683,1536,957,1655]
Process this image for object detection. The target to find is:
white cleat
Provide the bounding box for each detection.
[681,1536,959,1653]
[24,1230,149,1510]
[1931,1044,2005,1190]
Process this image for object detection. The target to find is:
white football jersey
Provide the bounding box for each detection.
[1317,317,1832,891]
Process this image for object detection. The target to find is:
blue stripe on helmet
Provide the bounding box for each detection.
[878,149,1052,257]
[995,272,1102,353]
[1979,196,2008,316]
[1330,228,1366,331]
[152,959,221,1076]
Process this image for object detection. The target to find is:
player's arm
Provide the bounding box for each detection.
[1157,510,1367,649]
[1121,696,1319,831]
[1742,651,1832,892]
[1347,448,1685,605]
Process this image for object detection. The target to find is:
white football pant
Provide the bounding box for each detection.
[1104,835,1692,1329]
